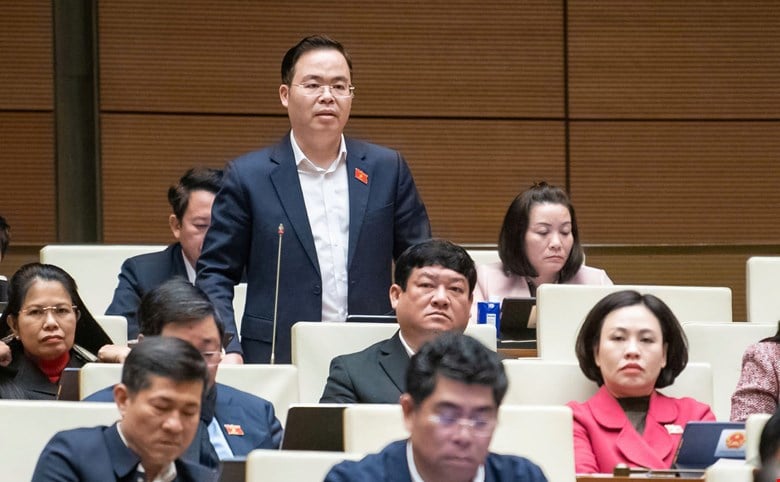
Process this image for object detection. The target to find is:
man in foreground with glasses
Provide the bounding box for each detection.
[88,278,283,465]
[197,34,430,364]
[325,332,548,482]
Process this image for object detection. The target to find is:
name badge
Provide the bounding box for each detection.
[665,424,684,434]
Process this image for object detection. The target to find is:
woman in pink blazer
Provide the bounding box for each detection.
[471,182,611,320]
[567,290,715,474]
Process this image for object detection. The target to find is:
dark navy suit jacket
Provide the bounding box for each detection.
[31,423,219,482]
[105,243,188,339]
[196,134,431,363]
[325,439,548,482]
[320,331,409,403]
[85,382,282,458]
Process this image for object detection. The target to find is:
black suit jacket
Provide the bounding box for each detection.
[320,331,409,403]
[0,340,87,400]
[31,423,220,481]
[197,135,431,363]
[325,439,549,482]
[105,243,188,338]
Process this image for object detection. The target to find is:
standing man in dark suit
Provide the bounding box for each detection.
[106,167,223,338]
[92,278,283,462]
[320,239,474,403]
[196,35,431,364]
[325,333,548,482]
[33,336,220,482]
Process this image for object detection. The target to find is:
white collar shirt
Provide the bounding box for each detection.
[117,422,177,482]
[291,131,350,322]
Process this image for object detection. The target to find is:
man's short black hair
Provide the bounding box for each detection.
[121,336,208,395]
[394,239,477,296]
[281,34,353,85]
[138,277,226,345]
[167,167,223,221]
[406,332,508,407]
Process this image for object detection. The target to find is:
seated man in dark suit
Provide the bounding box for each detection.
[33,336,219,481]
[320,239,474,403]
[105,167,223,338]
[90,278,282,462]
[325,333,548,482]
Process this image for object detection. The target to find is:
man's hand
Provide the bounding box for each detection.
[0,341,11,367]
[220,352,244,365]
[97,344,132,364]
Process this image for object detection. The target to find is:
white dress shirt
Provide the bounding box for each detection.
[291,131,350,322]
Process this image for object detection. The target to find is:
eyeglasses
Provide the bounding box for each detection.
[292,82,355,98]
[201,350,222,365]
[427,413,496,437]
[20,305,79,322]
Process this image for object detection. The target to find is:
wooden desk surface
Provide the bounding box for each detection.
[497,347,537,358]
[576,477,703,481]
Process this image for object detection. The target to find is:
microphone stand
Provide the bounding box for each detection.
[270,223,284,364]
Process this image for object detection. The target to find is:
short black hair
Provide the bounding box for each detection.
[394,239,476,296]
[574,290,689,389]
[138,277,226,344]
[0,215,9,258]
[498,181,584,282]
[167,167,223,221]
[121,336,208,395]
[406,332,508,407]
[281,34,353,85]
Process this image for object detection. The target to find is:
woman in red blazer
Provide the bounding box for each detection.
[567,290,715,474]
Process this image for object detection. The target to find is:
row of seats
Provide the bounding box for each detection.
[2,397,765,482]
[39,245,780,324]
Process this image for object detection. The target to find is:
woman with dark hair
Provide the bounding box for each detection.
[0,263,111,399]
[471,182,611,318]
[730,321,780,421]
[567,290,715,473]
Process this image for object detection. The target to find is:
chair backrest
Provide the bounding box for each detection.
[745,412,772,466]
[536,284,733,361]
[291,322,497,403]
[467,249,500,266]
[747,257,780,323]
[245,449,363,482]
[94,315,128,346]
[503,359,713,410]
[39,244,167,315]
[704,464,755,482]
[80,363,298,425]
[683,322,777,420]
[214,365,298,426]
[0,400,120,481]
[342,403,575,482]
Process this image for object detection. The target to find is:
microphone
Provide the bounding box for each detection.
[270,223,284,364]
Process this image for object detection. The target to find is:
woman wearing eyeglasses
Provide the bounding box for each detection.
[0,263,110,399]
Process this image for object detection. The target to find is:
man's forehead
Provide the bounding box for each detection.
[160,316,220,340]
[422,375,495,408]
[411,265,467,283]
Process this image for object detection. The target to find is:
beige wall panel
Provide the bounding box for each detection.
[0,1,52,109]
[101,115,564,244]
[569,121,780,244]
[347,119,566,243]
[100,114,290,243]
[98,0,563,117]
[0,113,55,243]
[568,1,780,118]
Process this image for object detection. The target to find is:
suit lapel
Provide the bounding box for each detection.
[214,386,253,456]
[170,243,189,278]
[345,139,370,269]
[269,135,320,275]
[378,332,410,394]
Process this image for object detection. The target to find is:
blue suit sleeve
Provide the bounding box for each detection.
[392,153,431,259]
[105,258,142,339]
[196,161,252,354]
[31,434,81,481]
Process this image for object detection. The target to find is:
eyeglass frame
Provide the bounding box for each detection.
[19,304,80,322]
[291,81,355,98]
[426,412,497,437]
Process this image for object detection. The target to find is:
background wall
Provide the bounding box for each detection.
[2,0,779,320]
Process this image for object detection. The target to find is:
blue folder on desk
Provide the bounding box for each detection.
[673,421,746,470]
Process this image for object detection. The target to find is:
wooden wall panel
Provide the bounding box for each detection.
[568,1,780,118]
[0,113,55,243]
[98,0,563,117]
[0,1,52,109]
[101,114,564,243]
[569,121,780,244]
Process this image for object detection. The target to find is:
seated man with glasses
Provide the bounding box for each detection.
[325,332,548,482]
[86,278,282,467]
